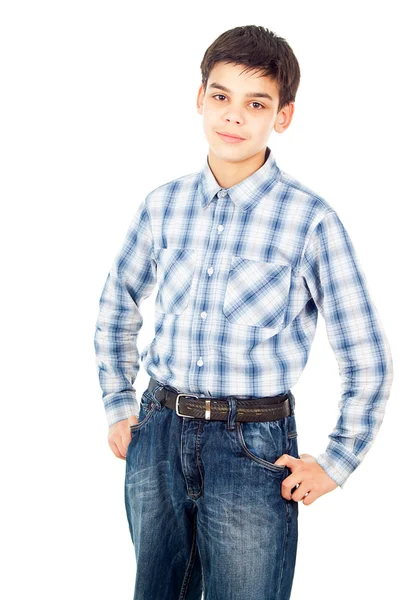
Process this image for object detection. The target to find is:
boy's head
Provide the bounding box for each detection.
[197,25,300,167]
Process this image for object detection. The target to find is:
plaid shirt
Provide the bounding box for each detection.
[94,146,393,488]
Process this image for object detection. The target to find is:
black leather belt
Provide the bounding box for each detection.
[147,378,292,422]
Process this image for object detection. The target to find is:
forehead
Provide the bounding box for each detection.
[207,62,279,100]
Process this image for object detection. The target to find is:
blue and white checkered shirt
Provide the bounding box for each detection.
[94,146,393,488]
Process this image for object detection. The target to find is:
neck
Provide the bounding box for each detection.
[207,147,268,189]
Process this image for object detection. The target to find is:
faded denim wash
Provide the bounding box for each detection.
[125,378,300,600]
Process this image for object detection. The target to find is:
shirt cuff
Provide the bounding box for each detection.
[314,439,362,488]
[105,394,139,428]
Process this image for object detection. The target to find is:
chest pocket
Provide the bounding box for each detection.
[155,248,197,315]
[222,257,292,328]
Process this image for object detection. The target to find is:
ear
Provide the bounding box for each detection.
[196,83,205,115]
[274,102,295,134]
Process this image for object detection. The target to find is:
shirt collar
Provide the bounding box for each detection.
[198,145,280,211]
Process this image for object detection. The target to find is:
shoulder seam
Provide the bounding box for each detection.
[294,210,337,276]
[143,195,155,260]
[278,172,332,212]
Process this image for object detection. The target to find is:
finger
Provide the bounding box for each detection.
[302,488,319,506]
[117,435,132,458]
[121,433,133,456]
[290,481,311,503]
[281,474,300,500]
[109,439,124,459]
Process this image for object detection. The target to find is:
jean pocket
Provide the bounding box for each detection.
[129,390,158,434]
[236,420,288,474]
[154,247,197,315]
[222,257,292,329]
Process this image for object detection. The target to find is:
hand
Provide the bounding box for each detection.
[108,415,139,460]
[274,453,339,505]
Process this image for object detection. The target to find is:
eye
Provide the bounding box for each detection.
[212,95,265,109]
[251,102,265,110]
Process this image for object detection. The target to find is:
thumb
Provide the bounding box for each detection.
[274,454,291,467]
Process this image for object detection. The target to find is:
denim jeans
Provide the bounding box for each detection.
[124,378,300,600]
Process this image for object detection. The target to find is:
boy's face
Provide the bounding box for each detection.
[197,62,293,165]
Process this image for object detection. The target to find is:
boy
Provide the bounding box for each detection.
[94,25,393,600]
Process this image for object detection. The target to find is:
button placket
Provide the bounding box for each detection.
[189,192,233,390]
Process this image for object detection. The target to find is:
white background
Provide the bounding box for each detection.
[1,1,399,598]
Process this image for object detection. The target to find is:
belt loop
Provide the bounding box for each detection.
[149,380,164,410]
[287,390,295,416]
[226,397,237,430]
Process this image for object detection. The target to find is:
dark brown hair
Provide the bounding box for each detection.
[200,25,301,113]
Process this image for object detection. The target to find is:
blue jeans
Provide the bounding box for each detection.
[125,378,300,600]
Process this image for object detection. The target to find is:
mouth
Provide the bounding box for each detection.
[216,132,246,144]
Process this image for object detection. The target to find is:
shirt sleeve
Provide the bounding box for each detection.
[298,210,394,488]
[94,198,157,427]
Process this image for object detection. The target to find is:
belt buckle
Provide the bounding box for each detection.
[176,394,211,420]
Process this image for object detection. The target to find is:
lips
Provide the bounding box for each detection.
[217,132,246,143]
[217,132,245,140]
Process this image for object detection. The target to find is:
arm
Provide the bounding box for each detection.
[93,198,157,428]
[298,210,394,489]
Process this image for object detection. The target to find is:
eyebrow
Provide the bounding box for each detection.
[209,82,274,102]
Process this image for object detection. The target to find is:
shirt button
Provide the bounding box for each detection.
[197,357,204,367]
[207,266,214,275]
[217,224,224,233]
[201,311,207,319]
[218,189,228,197]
